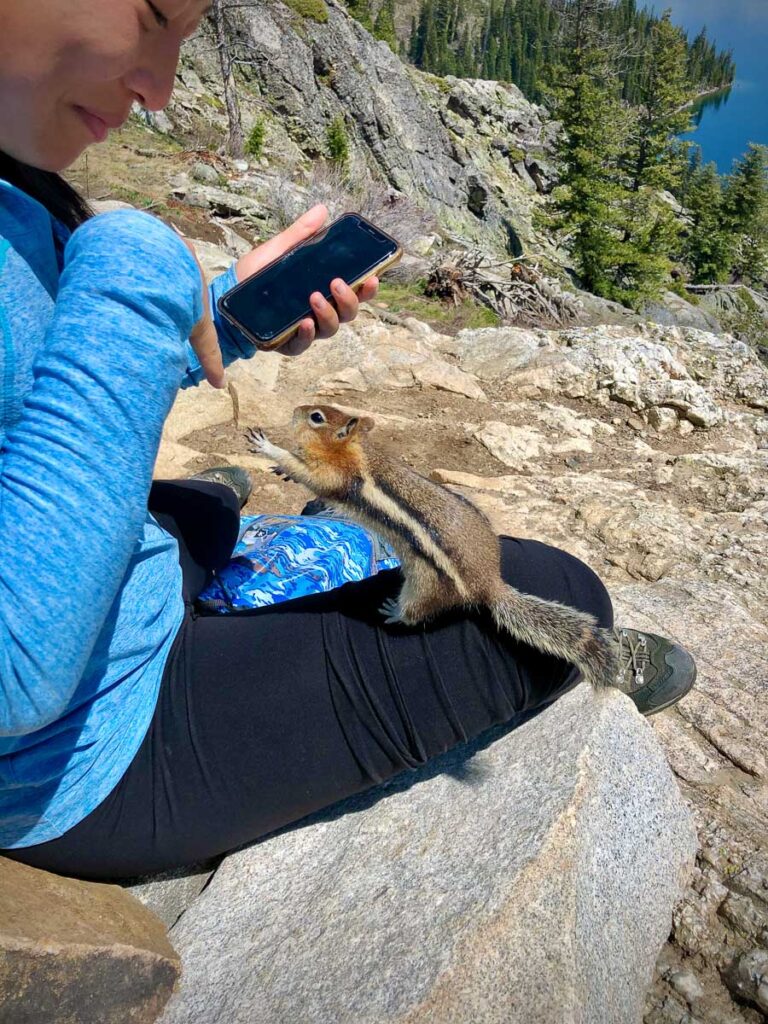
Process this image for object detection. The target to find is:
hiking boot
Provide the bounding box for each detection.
[188,466,253,510]
[612,627,697,717]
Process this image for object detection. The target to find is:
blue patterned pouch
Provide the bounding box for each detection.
[197,513,400,613]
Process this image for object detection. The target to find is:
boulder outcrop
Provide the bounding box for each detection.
[158,687,695,1024]
[0,857,180,1024]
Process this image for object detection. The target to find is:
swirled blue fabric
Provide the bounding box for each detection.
[199,515,400,612]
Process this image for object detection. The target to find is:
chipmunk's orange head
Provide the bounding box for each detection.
[292,405,375,448]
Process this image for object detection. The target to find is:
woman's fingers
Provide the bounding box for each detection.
[172,225,226,388]
[357,276,380,303]
[328,280,360,324]
[190,317,226,389]
[280,275,383,356]
[235,205,329,282]
[312,276,378,334]
[281,319,316,357]
[310,291,341,338]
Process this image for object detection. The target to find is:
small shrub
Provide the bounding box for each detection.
[326,115,350,166]
[269,162,438,254]
[245,118,266,159]
[199,94,225,112]
[284,0,328,22]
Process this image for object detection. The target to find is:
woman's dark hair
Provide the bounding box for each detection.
[0,151,93,230]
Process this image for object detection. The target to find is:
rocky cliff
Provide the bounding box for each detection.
[157,0,556,257]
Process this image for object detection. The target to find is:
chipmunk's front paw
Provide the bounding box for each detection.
[245,426,282,462]
[245,426,268,453]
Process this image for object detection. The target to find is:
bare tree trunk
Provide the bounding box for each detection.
[210,0,245,159]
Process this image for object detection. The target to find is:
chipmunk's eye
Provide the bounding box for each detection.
[310,411,326,425]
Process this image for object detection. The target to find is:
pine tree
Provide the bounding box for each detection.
[347,0,372,31]
[457,26,473,78]
[244,117,266,159]
[408,16,418,59]
[373,0,397,49]
[326,115,350,165]
[611,187,680,305]
[410,1,429,64]
[723,144,768,283]
[627,13,693,194]
[617,13,694,301]
[422,5,440,70]
[683,161,733,283]
[547,36,630,299]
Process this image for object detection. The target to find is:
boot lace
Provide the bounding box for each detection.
[614,629,650,689]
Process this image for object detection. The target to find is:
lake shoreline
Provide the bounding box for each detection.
[685,83,734,111]
[653,0,766,173]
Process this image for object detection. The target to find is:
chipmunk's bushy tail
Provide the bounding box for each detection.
[490,585,617,690]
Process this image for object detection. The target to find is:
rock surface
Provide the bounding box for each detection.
[125,863,217,931]
[159,687,695,1024]
[0,856,180,1024]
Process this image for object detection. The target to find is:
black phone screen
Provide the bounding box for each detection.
[219,214,399,342]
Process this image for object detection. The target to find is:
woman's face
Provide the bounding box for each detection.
[0,0,210,171]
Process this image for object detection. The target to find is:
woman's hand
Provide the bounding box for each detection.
[235,205,380,357]
[175,205,380,384]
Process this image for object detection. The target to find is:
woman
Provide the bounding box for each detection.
[0,0,695,880]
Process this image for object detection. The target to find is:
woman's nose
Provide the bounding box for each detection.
[123,42,181,112]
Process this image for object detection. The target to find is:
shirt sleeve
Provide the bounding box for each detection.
[0,210,202,737]
[180,261,258,389]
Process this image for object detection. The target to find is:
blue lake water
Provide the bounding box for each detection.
[649,0,768,173]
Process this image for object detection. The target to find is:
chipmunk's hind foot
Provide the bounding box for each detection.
[379,596,428,627]
[380,597,404,625]
[379,591,453,628]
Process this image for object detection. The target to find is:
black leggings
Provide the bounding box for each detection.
[6,482,613,881]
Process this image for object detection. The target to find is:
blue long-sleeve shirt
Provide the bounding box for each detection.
[0,180,252,847]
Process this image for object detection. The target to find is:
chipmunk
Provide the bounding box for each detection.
[247,405,617,689]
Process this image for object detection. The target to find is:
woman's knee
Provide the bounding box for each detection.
[499,537,613,629]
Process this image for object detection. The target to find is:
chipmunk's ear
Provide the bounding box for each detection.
[336,417,359,440]
[337,415,375,440]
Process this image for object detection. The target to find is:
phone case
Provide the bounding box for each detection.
[217,213,403,351]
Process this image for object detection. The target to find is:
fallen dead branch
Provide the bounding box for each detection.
[425,249,581,327]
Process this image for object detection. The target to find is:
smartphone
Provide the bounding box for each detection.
[217,212,403,350]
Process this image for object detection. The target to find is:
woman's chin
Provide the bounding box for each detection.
[26,139,89,174]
